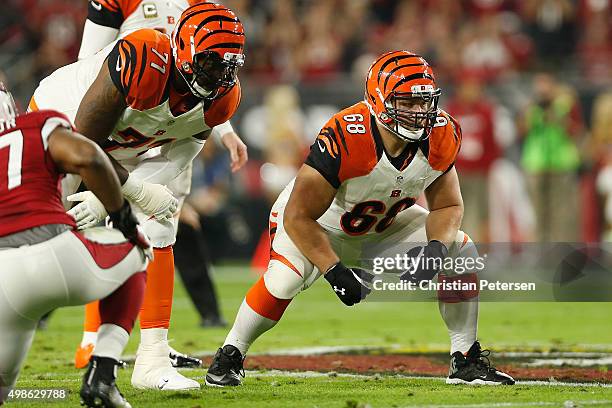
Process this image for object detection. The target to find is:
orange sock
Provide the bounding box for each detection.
[139,246,175,329]
[83,300,101,333]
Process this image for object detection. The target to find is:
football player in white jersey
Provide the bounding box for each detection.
[205,51,515,387]
[29,2,247,391]
[72,0,240,373]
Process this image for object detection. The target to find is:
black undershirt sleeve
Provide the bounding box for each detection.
[88,1,123,29]
[304,127,342,189]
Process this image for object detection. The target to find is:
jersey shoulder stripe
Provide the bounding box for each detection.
[335,102,379,183]
[427,109,462,172]
[305,102,379,189]
[107,29,172,111]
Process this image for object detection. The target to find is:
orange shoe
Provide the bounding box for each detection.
[74,343,94,369]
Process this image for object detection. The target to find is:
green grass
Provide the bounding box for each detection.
[12,264,612,407]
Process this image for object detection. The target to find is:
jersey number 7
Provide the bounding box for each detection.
[0,130,24,190]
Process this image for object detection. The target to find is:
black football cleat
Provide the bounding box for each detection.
[205,345,245,387]
[80,356,131,408]
[446,341,515,385]
[169,347,202,368]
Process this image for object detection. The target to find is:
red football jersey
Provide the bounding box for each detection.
[0,110,76,236]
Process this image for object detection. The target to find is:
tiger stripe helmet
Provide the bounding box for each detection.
[365,51,441,141]
[172,2,245,100]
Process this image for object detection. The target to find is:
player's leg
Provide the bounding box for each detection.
[74,301,101,368]
[0,252,38,403]
[174,218,225,328]
[439,232,513,385]
[130,211,200,390]
[49,227,149,405]
[387,210,513,385]
[205,210,317,387]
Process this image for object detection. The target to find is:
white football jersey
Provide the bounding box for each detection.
[274,102,462,237]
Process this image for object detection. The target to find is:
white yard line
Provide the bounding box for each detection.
[128,345,612,360]
[526,357,612,367]
[247,370,612,388]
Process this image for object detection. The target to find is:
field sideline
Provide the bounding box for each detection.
[12,264,612,407]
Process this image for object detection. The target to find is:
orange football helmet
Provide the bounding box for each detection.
[365,51,441,141]
[172,2,245,99]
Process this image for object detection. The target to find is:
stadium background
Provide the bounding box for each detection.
[1,0,611,260]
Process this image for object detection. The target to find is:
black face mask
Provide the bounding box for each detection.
[383,91,440,141]
[190,51,243,97]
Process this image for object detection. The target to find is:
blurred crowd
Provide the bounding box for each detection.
[1,0,611,254]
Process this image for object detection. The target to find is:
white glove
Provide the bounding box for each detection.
[121,174,178,221]
[67,191,108,230]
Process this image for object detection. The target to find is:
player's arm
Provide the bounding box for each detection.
[284,163,371,306]
[78,0,122,59]
[284,165,339,273]
[211,121,248,172]
[48,127,150,251]
[424,166,464,248]
[74,61,129,183]
[49,127,123,213]
[400,166,463,284]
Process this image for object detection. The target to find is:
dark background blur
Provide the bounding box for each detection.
[1,0,611,262]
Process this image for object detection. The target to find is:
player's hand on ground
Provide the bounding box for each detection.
[221,131,248,173]
[108,200,153,260]
[67,191,108,230]
[122,175,178,221]
[400,240,448,283]
[324,262,373,306]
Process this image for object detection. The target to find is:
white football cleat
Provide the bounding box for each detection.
[131,329,200,391]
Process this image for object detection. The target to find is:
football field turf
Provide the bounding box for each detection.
[13,264,612,407]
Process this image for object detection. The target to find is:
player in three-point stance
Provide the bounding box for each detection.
[29,2,246,390]
[205,51,515,387]
[0,84,151,407]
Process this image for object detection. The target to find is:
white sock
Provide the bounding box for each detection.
[439,298,479,354]
[80,331,98,348]
[139,327,168,348]
[92,324,129,361]
[223,299,278,356]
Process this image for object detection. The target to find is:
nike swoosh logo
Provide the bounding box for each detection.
[317,139,326,153]
[116,58,122,72]
[91,1,102,11]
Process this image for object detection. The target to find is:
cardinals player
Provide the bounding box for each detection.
[205,51,515,387]
[29,2,246,390]
[0,84,150,407]
[73,0,243,372]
